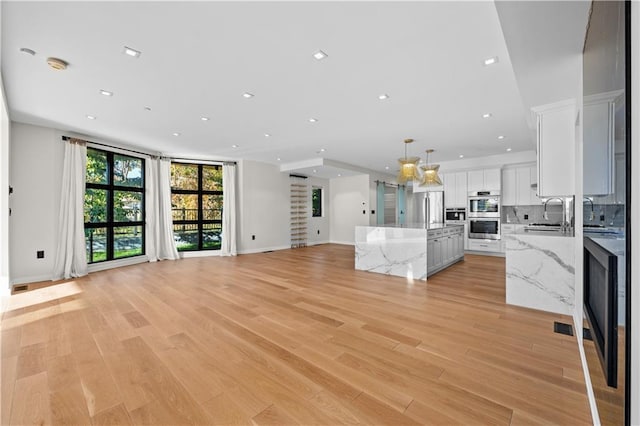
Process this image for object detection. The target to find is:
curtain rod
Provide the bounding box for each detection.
[62,136,237,165]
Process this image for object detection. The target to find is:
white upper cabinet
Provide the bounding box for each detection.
[583,90,622,196]
[502,168,516,205]
[501,164,541,206]
[532,99,576,197]
[443,171,468,208]
[468,168,500,193]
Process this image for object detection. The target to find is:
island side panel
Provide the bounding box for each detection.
[355,226,427,281]
[505,233,575,315]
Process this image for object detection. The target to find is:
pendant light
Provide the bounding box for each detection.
[396,139,421,184]
[419,149,443,186]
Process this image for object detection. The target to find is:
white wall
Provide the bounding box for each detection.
[329,174,369,244]
[9,122,64,284]
[237,159,330,254]
[0,73,10,294]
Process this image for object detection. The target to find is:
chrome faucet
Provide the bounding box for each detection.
[543,197,568,231]
[583,197,595,221]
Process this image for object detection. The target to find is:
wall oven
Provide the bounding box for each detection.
[468,191,500,218]
[469,218,500,240]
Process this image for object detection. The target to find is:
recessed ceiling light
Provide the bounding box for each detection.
[378,94,389,100]
[243,92,254,98]
[123,46,141,58]
[99,89,113,97]
[385,166,390,170]
[200,117,209,121]
[483,56,499,66]
[264,133,271,138]
[482,113,492,119]
[144,106,152,111]
[46,57,68,71]
[309,118,318,123]
[313,50,328,60]
[20,47,36,56]
[506,148,512,152]
[319,148,326,152]
[313,169,317,173]
[86,115,96,120]
[338,174,342,177]
[497,135,505,140]
[232,144,239,148]
[172,132,181,137]
[459,154,464,158]
[276,157,281,161]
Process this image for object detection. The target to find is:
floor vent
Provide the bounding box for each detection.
[553,321,574,336]
[13,285,29,293]
[583,328,593,341]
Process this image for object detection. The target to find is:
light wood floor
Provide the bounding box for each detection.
[1,245,592,425]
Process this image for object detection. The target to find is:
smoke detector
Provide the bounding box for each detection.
[46,57,68,71]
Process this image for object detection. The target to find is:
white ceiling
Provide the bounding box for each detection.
[1,1,586,178]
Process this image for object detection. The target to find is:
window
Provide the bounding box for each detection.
[312,186,322,217]
[170,163,223,251]
[84,148,145,263]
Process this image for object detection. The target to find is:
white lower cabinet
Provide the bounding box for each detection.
[467,238,502,253]
[428,226,464,277]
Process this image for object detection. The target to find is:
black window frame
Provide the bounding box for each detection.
[312,186,323,217]
[171,163,223,251]
[84,147,146,264]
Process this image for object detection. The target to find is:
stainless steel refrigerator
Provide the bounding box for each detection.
[415,191,444,225]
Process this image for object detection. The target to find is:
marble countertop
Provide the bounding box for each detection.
[365,223,464,230]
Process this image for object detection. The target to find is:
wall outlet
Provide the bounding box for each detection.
[362,210,366,214]
[371,210,375,214]
[524,214,529,220]
[251,235,256,241]
[37,250,44,259]
[317,230,320,235]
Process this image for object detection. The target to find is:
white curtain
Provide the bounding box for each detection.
[221,163,237,256]
[156,158,179,260]
[145,159,159,261]
[53,139,88,279]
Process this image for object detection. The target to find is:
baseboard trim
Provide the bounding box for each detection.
[180,250,222,259]
[238,245,291,255]
[11,274,53,285]
[87,255,149,274]
[464,250,505,258]
[328,240,355,246]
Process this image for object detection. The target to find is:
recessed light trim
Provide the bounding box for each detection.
[172,132,181,137]
[308,118,318,123]
[46,57,68,71]
[20,47,36,56]
[200,116,210,121]
[385,166,390,170]
[264,133,271,138]
[338,174,342,177]
[313,169,317,173]
[497,135,505,140]
[482,113,492,119]
[232,144,239,148]
[86,115,96,120]
[459,154,464,158]
[313,50,328,60]
[483,56,499,66]
[123,46,141,58]
[506,148,512,152]
[276,157,281,161]
[243,92,254,98]
[99,89,113,97]
[378,94,389,100]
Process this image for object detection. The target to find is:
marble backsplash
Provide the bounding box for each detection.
[502,203,625,227]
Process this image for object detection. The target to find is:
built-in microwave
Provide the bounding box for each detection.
[469,218,501,240]
[445,208,466,222]
[468,191,500,218]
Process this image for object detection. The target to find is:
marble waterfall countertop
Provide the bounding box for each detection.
[505,232,575,316]
[354,224,464,281]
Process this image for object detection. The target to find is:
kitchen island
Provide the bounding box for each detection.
[355,224,464,281]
